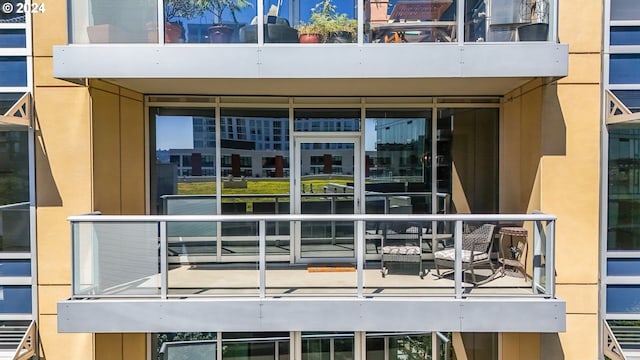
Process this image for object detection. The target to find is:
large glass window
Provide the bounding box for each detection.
[0,57,27,87]
[608,126,640,250]
[610,55,640,85]
[364,108,498,216]
[608,258,640,276]
[365,110,432,215]
[608,285,640,313]
[219,109,290,251]
[0,286,31,313]
[0,30,26,48]
[0,128,29,252]
[611,0,640,21]
[611,27,640,46]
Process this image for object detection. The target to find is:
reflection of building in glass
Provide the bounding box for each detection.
[168,116,362,178]
[372,118,426,180]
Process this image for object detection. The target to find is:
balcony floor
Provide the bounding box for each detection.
[101,261,535,298]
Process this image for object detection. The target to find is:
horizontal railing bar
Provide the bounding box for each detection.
[69,213,556,222]
[161,191,448,199]
[0,202,29,210]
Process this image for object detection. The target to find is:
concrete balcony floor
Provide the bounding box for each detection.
[102,261,535,298]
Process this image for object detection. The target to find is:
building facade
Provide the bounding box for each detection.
[0,0,615,358]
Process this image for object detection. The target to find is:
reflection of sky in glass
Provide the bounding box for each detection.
[365,118,377,151]
[156,116,194,150]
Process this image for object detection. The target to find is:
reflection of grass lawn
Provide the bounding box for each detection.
[176,178,355,212]
[178,179,353,196]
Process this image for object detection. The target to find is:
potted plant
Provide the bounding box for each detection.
[298,0,357,43]
[195,0,252,43]
[297,23,322,43]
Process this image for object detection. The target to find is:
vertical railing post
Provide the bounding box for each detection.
[545,220,555,297]
[356,220,364,298]
[160,221,168,299]
[533,219,543,294]
[259,220,266,298]
[454,220,463,299]
[70,221,76,297]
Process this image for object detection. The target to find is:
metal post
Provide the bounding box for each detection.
[259,220,266,298]
[533,219,543,294]
[160,221,168,299]
[545,220,555,297]
[70,221,76,297]
[454,220,463,299]
[356,220,364,297]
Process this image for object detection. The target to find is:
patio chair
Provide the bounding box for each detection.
[433,223,496,284]
[380,221,426,279]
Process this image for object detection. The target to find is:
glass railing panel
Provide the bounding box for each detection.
[70,214,555,298]
[365,219,454,296]
[261,0,357,43]
[364,0,457,43]
[72,221,160,297]
[69,0,159,44]
[163,0,259,43]
[465,0,550,42]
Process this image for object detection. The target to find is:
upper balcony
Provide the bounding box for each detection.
[53,0,568,94]
[58,211,565,334]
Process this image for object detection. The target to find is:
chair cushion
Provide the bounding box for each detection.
[434,249,489,262]
[382,245,421,255]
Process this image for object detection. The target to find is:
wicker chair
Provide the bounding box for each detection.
[433,223,496,284]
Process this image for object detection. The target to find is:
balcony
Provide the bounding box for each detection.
[53,0,568,94]
[58,212,565,333]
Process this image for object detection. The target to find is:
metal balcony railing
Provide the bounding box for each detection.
[68,212,556,300]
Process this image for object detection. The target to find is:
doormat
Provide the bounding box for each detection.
[307,263,356,272]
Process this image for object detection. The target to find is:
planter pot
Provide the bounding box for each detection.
[208,24,235,43]
[328,31,354,43]
[517,23,548,41]
[165,22,184,43]
[299,33,321,43]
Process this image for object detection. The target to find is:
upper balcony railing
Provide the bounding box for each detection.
[68,0,557,45]
[68,212,556,300]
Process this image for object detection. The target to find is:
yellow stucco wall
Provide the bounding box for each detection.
[500,333,540,360]
[498,0,603,354]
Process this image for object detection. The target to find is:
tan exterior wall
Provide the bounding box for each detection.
[34,81,147,359]
[500,333,540,360]
[95,333,147,360]
[498,1,603,356]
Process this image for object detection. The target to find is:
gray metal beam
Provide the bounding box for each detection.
[53,43,568,80]
[57,297,566,333]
